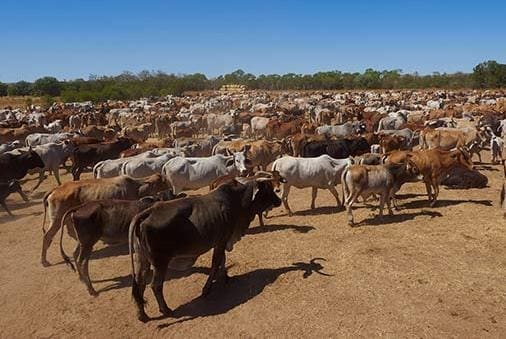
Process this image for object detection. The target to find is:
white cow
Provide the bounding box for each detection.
[0,140,23,155]
[316,121,358,138]
[25,132,77,147]
[121,152,178,178]
[30,141,76,190]
[271,155,352,216]
[44,120,63,133]
[250,116,270,138]
[162,151,250,194]
[93,151,159,178]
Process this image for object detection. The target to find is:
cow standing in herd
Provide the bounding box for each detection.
[129,176,282,322]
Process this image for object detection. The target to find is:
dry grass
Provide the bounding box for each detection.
[0,96,47,109]
[0,150,504,337]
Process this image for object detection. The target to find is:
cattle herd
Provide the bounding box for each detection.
[1,89,505,323]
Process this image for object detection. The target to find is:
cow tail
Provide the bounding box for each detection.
[341,167,350,206]
[59,206,79,272]
[41,189,53,234]
[129,211,150,307]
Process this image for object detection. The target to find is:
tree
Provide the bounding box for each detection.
[473,60,506,88]
[33,76,61,96]
[7,81,33,96]
[0,82,7,96]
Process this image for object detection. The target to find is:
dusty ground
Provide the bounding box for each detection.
[0,151,504,338]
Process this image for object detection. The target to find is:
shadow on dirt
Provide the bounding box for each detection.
[354,210,443,227]
[247,223,315,235]
[402,199,493,209]
[154,258,332,327]
[292,206,343,216]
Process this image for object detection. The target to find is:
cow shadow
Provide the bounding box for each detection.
[0,212,37,223]
[157,258,333,327]
[293,206,342,216]
[95,266,213,294]
[355,210,443,227]
[474,165,499,172]
[91,244,129,260]
[8,200,41,211]
[247,224,315,235]
[402,199,493,209]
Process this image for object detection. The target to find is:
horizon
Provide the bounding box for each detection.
[1,0,505,82]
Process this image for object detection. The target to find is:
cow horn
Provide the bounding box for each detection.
[255,177,275,183]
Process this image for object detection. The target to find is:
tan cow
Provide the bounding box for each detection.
[388,148,473,206]
[40,174,169,266]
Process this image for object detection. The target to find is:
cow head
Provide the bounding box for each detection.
[253,170,286,193]
[233,145,252,176]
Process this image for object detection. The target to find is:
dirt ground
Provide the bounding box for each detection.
[0,151,504,338]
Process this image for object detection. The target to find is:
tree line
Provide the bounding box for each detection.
[0,60,504,103]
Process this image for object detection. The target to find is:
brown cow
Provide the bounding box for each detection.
[40,174,169,266]
[379,135,408,153]
[388,148,473,206]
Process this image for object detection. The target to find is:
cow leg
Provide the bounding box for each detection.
[32,170,45,191]
[77,244,97,296]
[133,244,151,322]
[328,186,342,208]
[257,212,265,227]
[386,191,394,215]
[310,187,318,209]
[53,166,62,186]
[431,179,440,207]
[281,185,293,216]
[424,180,433,203]
[202,246,225,297]
[377,193,386,219]
[41,217,63,266]
[0,201,13,216]
[151,261,171,316]
[73,244,80,262]
[346,189,362,226]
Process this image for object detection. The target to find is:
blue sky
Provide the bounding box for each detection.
[1,0,505,82]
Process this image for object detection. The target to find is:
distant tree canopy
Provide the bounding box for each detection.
[33,76,61,96]
[0,60,504,102]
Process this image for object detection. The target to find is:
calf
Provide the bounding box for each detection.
[0,180,28,216]
[40,174,169,266]
[342,161,416,225]
[59,192,184,296]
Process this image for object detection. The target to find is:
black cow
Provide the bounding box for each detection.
[129,176,282,322]
[0,149,45,183]
[0,180,29,215]
[71,137,134,180]
[301,137,370,159]
[59,190,186,296]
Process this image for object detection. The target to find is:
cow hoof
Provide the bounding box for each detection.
[41,260,51,267]
[138,313,150,323]
[159,307,172,316]
[89,290,99,297]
